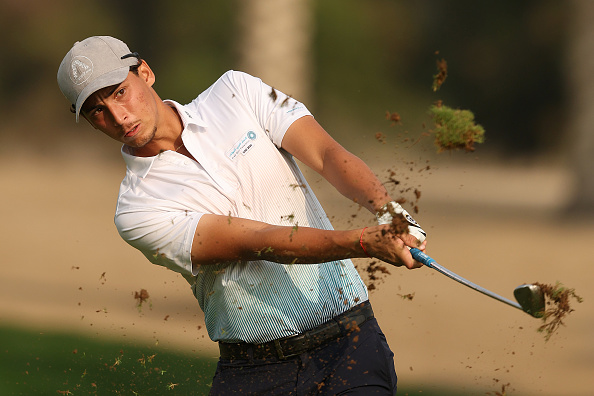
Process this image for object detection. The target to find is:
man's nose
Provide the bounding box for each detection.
[109,104,128,126]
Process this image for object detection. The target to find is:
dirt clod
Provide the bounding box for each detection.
[389,213,409,235]
[134,289,150,310]
[364,260,391,291]
[432,58,448,92]
[376,201,410,236]
[375,132,387,144]
[385,111,401,125]
[269,87,277,101]
[429,101,485,152]
[487,382,510,396]
[534,282,583,341]
[397,293,415,301]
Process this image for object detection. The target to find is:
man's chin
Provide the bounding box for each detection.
[125,130,158,155]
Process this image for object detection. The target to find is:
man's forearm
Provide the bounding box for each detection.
[249,224,363,264]
[319,147,391,214]
[191,214,365,266]
[281,116,392,214]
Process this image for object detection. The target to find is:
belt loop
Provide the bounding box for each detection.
[273,340,286,360]
[332,314,343,334]
[333,311,349,335]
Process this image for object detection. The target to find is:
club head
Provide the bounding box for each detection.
[514,284,545,318]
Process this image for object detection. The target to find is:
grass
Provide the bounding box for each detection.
[0,325,217,395]
[429,102,485,152]
[0,325,481,395]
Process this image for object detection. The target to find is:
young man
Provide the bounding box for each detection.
[58,36,427,395]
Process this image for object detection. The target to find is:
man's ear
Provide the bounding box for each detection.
[137,60,156,87]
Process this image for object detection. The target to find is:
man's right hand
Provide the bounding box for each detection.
[359,224,426,269]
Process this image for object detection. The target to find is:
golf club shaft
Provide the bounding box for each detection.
[410,248,523,311]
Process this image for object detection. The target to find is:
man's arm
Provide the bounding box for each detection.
[281,115,427,248]
[281,116,391,214]
[190,214,421,269]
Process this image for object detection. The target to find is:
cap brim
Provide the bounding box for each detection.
[75,66,130,122]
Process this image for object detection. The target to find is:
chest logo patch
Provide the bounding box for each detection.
[227,131,257,160]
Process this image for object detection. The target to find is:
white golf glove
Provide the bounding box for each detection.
[376,201,427,243]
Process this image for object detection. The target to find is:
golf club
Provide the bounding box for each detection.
[410,248,544,318]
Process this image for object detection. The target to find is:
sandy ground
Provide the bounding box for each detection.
[1,151,593,395]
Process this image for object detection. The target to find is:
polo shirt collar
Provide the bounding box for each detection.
[120,100,206,178]
[165,100,208,130]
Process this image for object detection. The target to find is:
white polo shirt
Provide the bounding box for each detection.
[114,70,368,343]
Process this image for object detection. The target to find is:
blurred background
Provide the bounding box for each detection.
[1,0,593,395]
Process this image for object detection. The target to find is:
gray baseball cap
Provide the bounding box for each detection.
[57,36,139,122]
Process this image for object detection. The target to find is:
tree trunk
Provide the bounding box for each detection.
[235,0,313,106]
[566,0,594,214]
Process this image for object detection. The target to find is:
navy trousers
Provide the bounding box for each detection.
[209,318,397,395]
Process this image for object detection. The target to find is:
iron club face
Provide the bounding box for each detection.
[513,284,545,318]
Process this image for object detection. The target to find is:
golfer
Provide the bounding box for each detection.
[57,36,427,395]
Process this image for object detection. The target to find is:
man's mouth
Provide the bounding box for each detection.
[125,124,140,138]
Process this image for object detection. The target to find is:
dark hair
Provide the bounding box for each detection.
[70,58,143,114]
[129,60,142,75]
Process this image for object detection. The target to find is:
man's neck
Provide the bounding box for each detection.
[129,102,184,157]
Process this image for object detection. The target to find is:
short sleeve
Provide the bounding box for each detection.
[115,201,203,277]
[222,71,312,148]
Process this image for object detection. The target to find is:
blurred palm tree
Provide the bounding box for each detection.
[235,0,313,105]
[566,0,594,214]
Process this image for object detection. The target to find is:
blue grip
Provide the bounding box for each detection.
[410,248,436,268]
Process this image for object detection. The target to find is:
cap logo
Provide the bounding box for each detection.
[69,56,93,85]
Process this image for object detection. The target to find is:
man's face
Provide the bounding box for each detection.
[81,61,159,149]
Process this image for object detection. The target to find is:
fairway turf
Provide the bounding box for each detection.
[0,325,217,395]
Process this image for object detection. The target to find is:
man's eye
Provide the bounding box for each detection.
[92,108,103,117]
[116,88,125,97]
